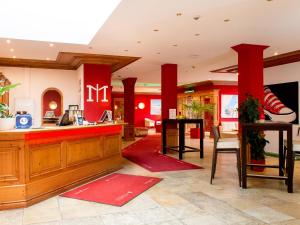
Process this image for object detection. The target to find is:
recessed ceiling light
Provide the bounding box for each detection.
[266,0,273,1]
[157,52,160,54]
[193,15,201,20]
[88,46,93,49]
[153,29,159,32]
[192,65,196,69]
[49,43,54,47]
[194,33,200,36]
[9,48,14,52]
[6,39,11,44]
[274,52,278,56]
[137,41,141,44]
[12,56,16,59]
[173,44,178,47]
[176,13,182,16]
[224,19,230,22]
[124,49,128,52]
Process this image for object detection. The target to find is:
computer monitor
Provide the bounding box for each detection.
[57,110,72,126]
[99,110,112,123]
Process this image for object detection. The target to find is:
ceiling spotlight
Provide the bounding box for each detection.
[88,46,93,49]
[192,65,196,69]
[12,56,16,59]
[10,48,14,52]
[274,52,278,56]
[124,49,128,52]
[224,19,230,22]
[176,13,182,16]
[194,33,200,36]
[173,44,178,47]
[193,15,201,20]
[6,39,11,44]
[137,41,141,44]
[49,43,54,47]
[153,29,159,32]
[157,52,160,54]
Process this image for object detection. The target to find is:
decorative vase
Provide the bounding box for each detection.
[0,118,15,130]
[251,159,265,172]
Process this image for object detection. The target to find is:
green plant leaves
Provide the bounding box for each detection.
[0,83,20,96]
[0,83,20,118]
[183,100,214,119]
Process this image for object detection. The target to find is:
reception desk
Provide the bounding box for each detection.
[0,124,124,209]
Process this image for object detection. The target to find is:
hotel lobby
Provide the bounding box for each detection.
[1,0,300,225]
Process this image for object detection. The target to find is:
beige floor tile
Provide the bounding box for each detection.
[132,207,175,224]
[0,209,23,225]
[244,206,294,224]
[101,212,143,225]
[181,214,226,225]
[61,216,104,225]
[23,206,60,225]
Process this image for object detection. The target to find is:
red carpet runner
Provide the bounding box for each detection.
[122,135,203,172]
[61,173,162,206]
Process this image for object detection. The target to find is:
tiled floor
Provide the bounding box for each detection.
[1,136,300,225]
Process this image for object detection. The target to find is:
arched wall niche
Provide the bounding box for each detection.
[41,88,63,124]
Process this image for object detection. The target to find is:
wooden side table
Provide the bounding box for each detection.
[241,122,294,193]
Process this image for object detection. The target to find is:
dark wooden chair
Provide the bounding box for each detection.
[210,126,241,186]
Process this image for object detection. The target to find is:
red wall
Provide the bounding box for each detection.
[84,64,112,122]
[43,90,62,117]
[135,94,161,127]
[112,93,161,127]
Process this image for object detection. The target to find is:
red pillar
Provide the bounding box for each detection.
[232,44,268,118]
[161,64,177,121]
[83,64,112,122]
[122,77,137,140]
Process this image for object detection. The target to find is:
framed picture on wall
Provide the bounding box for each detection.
[69,105,79,110]
[150,99,161,115]
[264,82,299,124]
[221,94,238,118]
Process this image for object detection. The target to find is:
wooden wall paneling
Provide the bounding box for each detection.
[29,143,64,178]
[66,137,104,167]
[103,135,121,158]
[0,141,23,184]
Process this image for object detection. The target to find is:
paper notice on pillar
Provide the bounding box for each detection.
[169,109,177,119]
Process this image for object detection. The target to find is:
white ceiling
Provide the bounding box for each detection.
[0,0,299,90]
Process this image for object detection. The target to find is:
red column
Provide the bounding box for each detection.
[83,64,112,122]
[122,77,137,140]
[232,44,268,118]
[161,64,177,120]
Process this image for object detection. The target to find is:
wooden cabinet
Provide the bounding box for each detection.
[0,124,124,209]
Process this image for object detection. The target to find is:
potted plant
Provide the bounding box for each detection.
[239,94,269,171]
[183,100,214,138]
[0,83,20,130]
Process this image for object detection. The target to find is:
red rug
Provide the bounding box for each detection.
[61,173,162,206]
[122,135,203,172]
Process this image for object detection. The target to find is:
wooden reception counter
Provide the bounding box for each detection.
[0,123,124,209]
